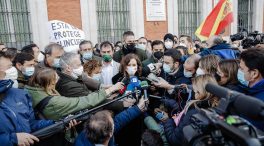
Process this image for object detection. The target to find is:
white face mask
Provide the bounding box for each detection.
[38,53,45,62]
[136,44,146,50]
[196,67,205,76]
[184,69,193,78]
[165,41,173,49]
[22,67,35,77]
[179,43,187,47]
[72,66,83,79]
[126,66,137,76]
[4,67,18,88]
[92,73,101,81]
[4,67,18,80]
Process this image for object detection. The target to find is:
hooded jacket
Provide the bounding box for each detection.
[0,80,54,146]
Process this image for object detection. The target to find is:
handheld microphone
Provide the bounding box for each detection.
[118,77,129,95]
[130,76,140,89]
[205,83,264,120]
[140,81,149,100]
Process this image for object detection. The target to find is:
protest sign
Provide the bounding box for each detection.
[48,20,85,53]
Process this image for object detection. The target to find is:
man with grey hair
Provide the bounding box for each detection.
[56,52,132,111]
[37,43,65,69]
[56,52,96,97]
[198,35,237,59]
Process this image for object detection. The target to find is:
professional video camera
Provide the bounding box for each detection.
[230,29,264,49]
[183,83,264,146]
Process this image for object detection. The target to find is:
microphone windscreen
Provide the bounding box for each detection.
[205,83,230,99]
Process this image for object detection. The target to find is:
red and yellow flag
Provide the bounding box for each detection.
[195,0,234,41]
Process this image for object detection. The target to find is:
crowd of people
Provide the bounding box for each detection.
[0,30,264,146]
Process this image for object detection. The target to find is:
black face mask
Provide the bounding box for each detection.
[153,51,164,60]
[123,43,136,55]
[214,73,221,82]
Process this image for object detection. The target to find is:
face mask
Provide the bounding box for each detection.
[126,43,136,52]
[53,58,60,68]
[214,73,221,82]
[92,73,101,81]
[22,67,35,77]
[37,53,45,62]
[237,69,249,86]
[4,67,18,80]
[102,54,112,62]
[136,44,146,50]
[83,52,93,60]
[127,66,137,76]
[196,68,205,76]
[153,51,164,60]
[72,66,83,79]
[184,69,193,78]
[179,43,187,47]
[163,63,172,73]
[165,41,173,49]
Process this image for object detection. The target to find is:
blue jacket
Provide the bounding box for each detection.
[0,80,54,146]
[164,108,198,145]
[74,106,142,146]
[199,43,238,59]
[246,79,264,102]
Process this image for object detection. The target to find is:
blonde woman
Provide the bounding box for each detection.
[25,68,123,120]
[196,55,220,76]
[162,74,219,145]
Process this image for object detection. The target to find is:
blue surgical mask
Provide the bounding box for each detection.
[83,52,93,60]
[53,58,60,68]
[163,63,172,73]
[237,69,249,86]
[22,67,35,77]
[92,73,101,81]
[136,44,146,50]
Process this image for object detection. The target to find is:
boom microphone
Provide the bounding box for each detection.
[205,83,264,120]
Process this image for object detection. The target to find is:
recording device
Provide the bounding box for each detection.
[230,29,264,49]
[205,83,264,119]
[146,73,160,83]
[183,83,264,146]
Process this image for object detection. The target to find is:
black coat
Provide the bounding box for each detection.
[56,72,91,97]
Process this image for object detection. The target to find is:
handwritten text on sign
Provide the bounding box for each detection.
[48,20,85,53]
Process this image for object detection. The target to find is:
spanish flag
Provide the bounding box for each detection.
[195,0,234,41]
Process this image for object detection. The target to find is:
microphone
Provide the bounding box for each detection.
[140,81,149,100]
[205,83,264,120]
[119,77,129,95]
[130,76,140,89]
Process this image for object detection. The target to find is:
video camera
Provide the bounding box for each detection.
[230,29,264,49]
[183,83,264,146]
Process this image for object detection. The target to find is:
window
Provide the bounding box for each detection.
[178,0,201,39]
[0,0,32,48]
[237,0,253,32]
[96,0,130,43]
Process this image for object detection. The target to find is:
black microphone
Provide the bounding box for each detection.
[205,83,264,120]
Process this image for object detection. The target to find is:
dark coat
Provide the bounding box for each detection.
[56,72,91,97]
[74,106,142,146]
[113,48,147,62]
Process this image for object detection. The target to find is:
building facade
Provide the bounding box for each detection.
[0,0,263,50]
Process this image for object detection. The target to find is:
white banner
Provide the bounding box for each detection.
[48,20,85,53]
